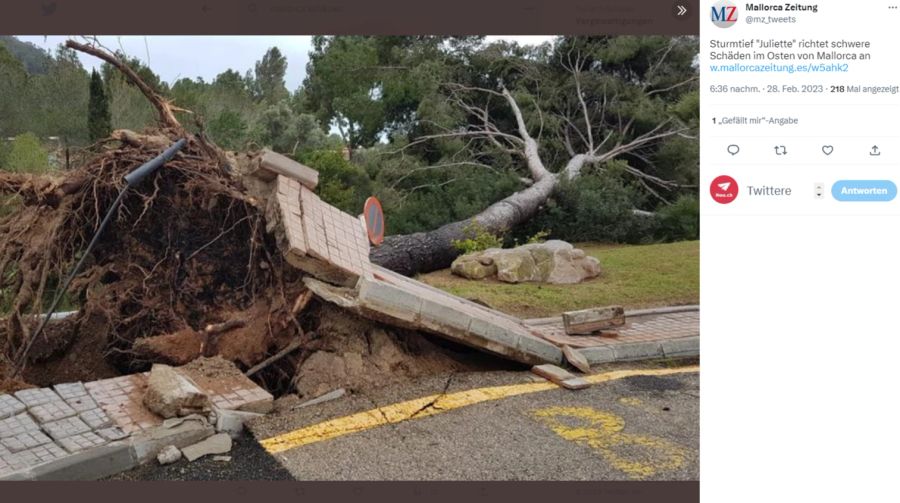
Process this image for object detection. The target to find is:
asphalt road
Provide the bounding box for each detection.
[249,363,699,481]
[109,432,294,481]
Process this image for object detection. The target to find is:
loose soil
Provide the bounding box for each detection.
[0,130,509,397]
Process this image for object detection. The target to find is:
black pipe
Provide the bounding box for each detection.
[13,138,188,377]
[124,138,187,185]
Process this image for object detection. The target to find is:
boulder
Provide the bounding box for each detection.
[450,253,497,279]
[143,364,210,419]
[450,240,601,284]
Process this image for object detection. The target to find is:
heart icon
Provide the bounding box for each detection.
[822,145,834,155]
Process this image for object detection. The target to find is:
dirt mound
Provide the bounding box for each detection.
[0,131,501,397]
[291,304,509,398]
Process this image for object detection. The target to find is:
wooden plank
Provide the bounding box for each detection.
[562,306,625,335]
[253,149,319,189]
[531,364,591,390]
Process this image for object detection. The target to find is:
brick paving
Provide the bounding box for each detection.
[0,365,273,478]
[527,309,699,349]
[276,175,372,283]
[0,394,26,420]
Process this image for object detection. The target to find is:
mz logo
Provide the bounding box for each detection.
[711,1,738,28]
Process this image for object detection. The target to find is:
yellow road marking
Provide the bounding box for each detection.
[532,406,687,480]
[260,365,699,454]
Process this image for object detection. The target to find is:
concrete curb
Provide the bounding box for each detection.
[525,305,700,326]
[577,336,699,365]
[0,418,215,481]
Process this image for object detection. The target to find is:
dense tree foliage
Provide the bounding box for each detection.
[88,69,111,141]
[0,36,699,244]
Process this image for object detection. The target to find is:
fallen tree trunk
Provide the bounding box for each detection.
[370,74,689,276]
[371,173,558,276]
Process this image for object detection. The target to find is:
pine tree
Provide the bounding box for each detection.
[87,69,111,141]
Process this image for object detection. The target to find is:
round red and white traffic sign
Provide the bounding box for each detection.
[710,175,738,204]
[364,196,385,245]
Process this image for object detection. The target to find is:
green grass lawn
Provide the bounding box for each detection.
[418,240,699,319]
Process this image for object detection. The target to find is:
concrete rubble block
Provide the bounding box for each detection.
[58,431,108,454]
[358,278,423,324]
[562,305,626,335]
[214,408,263,438]
[0,413,41,439]
[130,416,215,463]
[41,416,92,442]
[143,364,211,419]
[255,149,319,189]
[531,364,592,390]
[212,455,231,462]
[1,431,53,453]
[560,377,592,390]
[562,345,592,374]
[14,388,61,408]
[29,400,78,423]
[0,394,26,420]
[181,432,232,462]
[156,445,182,465]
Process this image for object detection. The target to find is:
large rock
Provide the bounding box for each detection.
[143,364,210,419]
[450,241,600,284]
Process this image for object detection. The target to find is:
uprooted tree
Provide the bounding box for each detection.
[368,37,699,275]
[0,41,314,392]
[0,39,482,395]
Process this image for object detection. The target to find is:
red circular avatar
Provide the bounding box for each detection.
[710,175,738,204]
[364,197,385,245]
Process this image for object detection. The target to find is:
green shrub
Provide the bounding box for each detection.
[452,221,504,254]
[4,133,50,174]
[516,166,656,244]
[655,195,699,241]
[299,149,373,214]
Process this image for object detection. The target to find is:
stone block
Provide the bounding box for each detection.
[143,364,210,419]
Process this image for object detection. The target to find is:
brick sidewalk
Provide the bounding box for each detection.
[527,308,699,349]
[0,367,272,479]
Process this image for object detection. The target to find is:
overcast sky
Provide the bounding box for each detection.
[17,36,555,90]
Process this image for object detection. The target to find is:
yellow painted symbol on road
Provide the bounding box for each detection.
[532,406,687,480]
[260,365,698,455]
[618,396,643,407]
